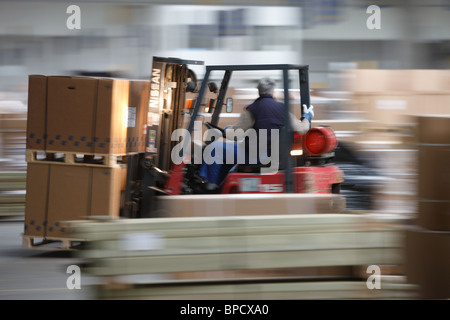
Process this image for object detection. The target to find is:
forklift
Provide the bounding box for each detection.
[123,57,344,218]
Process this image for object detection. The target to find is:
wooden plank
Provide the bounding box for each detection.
[71,212,411,299]
[0,181,26,189]
[0,193,26,204]
[77,230,403,260]
[0,205,25,216]
[73,223,374,242]
[70,214,373,240]
[0,172,26,190]
[97,279,418,300]
[73,213,367,231]
[87,247,404,276]
[71,220,398,245]
[0,171,27,181]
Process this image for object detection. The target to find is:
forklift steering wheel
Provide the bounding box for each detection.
[204,121,226,137]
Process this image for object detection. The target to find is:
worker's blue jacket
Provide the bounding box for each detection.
[199,94,285,186]
[246,94,286,152]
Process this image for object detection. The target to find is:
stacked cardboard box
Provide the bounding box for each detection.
[27,75,148,154]
[157,193,347,218]
[340,69,450,215]
[342,69,450,128]
[0,114,27,171]
[405,115,450,299]
[24,163,126,238]
[415,115,450,231]
[24,75,149,242]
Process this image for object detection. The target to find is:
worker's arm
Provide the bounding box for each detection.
[290,104,314,134]
[225,109,254,132]
[290,114,310,134]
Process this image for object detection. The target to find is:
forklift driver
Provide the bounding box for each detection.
[198,77,314,191]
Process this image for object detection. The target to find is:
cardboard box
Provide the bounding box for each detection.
[26,75,48,150]
[24,163,50,237]
[416,115,450,202]
[418,200,450,232]
[405,227,450,299]
[415,115,450,231]
[410,70,450,94]
[28,75,130,155]
[126,80,149,153]
[94,78,129,155]
[417,144,450,201]
[157,193,346,218]
[354,93,420,125]
[413,94,450,117]
[341,69,412,94]
[343,69,450,95]
[416,114,450,145]
[24,163,126,238]
[46,76,98,154]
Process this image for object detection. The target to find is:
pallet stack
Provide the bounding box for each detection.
[69,214,418,300]
[23,75,149,249]
[0,171,26,218]
[0,114,27,172]
[405,115,450,299]
[340,69,450,216]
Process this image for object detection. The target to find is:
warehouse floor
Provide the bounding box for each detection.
[0,219,95,300]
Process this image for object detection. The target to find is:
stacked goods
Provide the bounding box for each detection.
[127,80,149,153]
[0,113,27,172]
[0,171,26,217]
[340,69,450,215]
[26,75,148,155]
[0,109,27,217]
[405,115,450,299]
[70,214,417,300]
[341,69,450,127]
[342,69,449,149]
[23,163,126,241]
[23,75,149,248]
[157,193,347,218]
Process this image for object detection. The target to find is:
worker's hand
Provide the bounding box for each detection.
[302,104,315,122]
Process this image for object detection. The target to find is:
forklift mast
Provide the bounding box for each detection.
[128,57,203,218]
[145,57,204,171]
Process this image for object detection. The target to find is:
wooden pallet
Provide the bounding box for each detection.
[26,149,127,167]
[96,277,418,300]
[22,234,85,251]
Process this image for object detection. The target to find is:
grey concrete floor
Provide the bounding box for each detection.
[0,218,96,300]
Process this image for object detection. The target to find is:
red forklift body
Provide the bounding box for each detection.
[221,166,343,194]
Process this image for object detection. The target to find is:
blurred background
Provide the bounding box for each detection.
[0,0,449,300]
[1,0,449,207]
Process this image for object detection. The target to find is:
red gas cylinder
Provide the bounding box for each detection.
[303,126,338,156]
